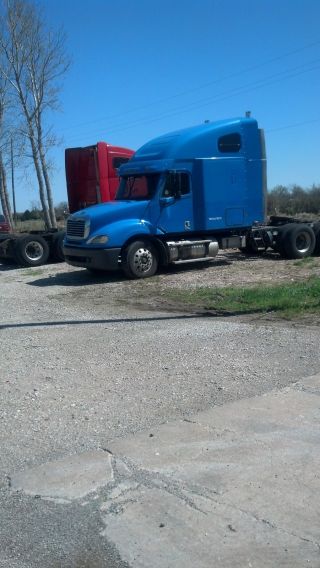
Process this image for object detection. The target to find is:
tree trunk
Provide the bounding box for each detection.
[10,71,52,229]
[0,151,13,227]
[27,128,51,229]
[37,133,57,228]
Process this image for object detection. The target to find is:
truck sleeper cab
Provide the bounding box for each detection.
[64,117,267,277]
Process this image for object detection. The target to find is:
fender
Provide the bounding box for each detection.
[122,233,170,266]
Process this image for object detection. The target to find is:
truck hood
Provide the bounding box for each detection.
[72,200,149,231]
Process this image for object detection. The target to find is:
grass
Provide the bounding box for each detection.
[293,257,317,267]
[13,220,66,232]
[165,277,320,318]
[20,268,44,277]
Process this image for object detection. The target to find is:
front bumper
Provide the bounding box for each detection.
[63,245,121,271]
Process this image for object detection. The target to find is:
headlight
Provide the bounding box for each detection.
[87,235,109,244]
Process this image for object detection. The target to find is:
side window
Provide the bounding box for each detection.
[122,176,149,199]
[163,172,190,197]
[112,157,130,170]
[218,133,241,153]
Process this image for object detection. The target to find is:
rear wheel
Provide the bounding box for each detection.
[278,224,315,259]
[122,240,159,279]
[14,235,50,267]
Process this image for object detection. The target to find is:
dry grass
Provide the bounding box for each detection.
[13,219,66,232]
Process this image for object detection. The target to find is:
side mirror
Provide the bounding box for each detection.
[160,196,175,206]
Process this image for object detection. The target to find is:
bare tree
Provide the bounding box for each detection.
[0,73,14,225]
[0,0,70,229]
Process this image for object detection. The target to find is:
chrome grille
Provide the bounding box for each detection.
[66,217,89,240]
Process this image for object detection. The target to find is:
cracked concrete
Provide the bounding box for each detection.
[6,374,320,566]
[97,374,320,567]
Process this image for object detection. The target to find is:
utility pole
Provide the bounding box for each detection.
[10,137,16,224]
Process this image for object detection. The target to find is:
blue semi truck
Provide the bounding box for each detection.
[63,117,320,278]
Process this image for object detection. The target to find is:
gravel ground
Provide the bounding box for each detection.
[1,252,320,474]
[0,254,320,566]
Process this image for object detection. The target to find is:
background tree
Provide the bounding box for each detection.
[54,200,68,220]
[0,72,13,226]
[0,0,70,229]
[267,184,320,216]
[267,185,290,215]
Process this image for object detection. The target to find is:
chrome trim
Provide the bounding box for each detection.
[66,216,91,240]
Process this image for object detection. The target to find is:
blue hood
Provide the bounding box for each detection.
[72,200,149,232]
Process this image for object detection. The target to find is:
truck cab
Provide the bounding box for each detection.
[64,117,267,277]
[65,142,134,213]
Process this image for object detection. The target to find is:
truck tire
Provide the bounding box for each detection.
[279,224,315,259]
[312,222,320,255]
[51,231,65,262]
[14,235,50,267]
[273,224,290,255]
[122,240,159,278]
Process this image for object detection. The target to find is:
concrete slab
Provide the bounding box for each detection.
[10,451,113,500]
[102,376,320,567]
[101,487,318,568]
[8,376,320,566]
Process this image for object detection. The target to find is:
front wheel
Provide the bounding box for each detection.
[122,240,159,279]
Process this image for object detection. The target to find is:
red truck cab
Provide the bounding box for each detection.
[65,142,134,213]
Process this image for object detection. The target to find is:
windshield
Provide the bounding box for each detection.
[116,174,159,201]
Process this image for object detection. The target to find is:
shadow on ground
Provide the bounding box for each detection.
[25,251,283,288]
[0,313,212,330]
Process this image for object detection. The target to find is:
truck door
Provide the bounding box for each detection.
[157,172,194,234]
[193,157,248,231]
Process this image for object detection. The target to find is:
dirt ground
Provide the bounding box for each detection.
[40,249,320,326]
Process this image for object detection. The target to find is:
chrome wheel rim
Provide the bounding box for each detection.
[133,247,153,273]
[24,241,44,262]
[296,231,312,254]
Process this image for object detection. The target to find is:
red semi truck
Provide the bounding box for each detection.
[65,142,134,213]
[0,142,134,266]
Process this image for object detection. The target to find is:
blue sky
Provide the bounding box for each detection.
[13,0,320,210]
